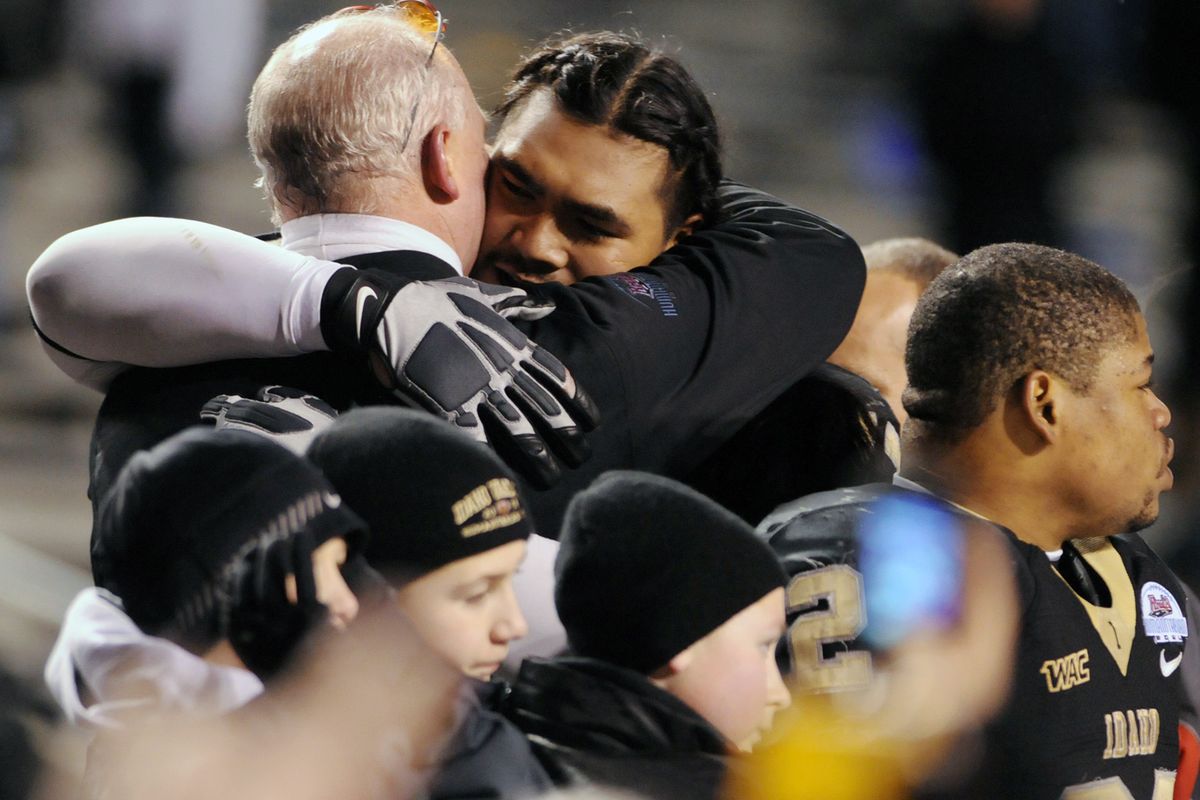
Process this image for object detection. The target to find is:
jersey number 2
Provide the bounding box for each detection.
[786,564,871,692]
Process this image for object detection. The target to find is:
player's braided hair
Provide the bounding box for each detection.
[903,242,1141,440]
[495,31,723,234]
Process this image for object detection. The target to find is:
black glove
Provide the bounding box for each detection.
[227,528,327,680]
[321,268,600,489]
[200,385,339,455]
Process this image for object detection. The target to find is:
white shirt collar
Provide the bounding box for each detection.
[280,214,464,275]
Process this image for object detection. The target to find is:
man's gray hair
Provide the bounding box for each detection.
[861,237,958,291]
[248,6,466,223]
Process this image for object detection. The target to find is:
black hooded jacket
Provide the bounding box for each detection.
[428,679,553,799]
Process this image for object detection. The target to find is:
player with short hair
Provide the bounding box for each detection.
[760,242,1186,799]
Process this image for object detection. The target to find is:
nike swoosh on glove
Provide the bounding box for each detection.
[321,268,600,489]
[200,385,338,455]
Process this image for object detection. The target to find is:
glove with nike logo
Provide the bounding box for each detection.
[200,385,339,455]
[321,268,600,489]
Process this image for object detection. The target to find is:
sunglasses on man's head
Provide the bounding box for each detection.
[336,1,449,152]
[338,1,446,64]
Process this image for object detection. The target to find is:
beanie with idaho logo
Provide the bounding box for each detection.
[306,407,534,581]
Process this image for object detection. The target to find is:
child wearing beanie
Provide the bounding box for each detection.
[305,407,553,800]
[502,470,792,800]
[306,406,538,681]
[64,427,368,798]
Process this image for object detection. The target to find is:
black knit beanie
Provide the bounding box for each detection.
[92,428,366,652]
[555,471,787,674]
[306,407,533,580]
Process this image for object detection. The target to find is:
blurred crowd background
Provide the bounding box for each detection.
[0,0,1197,768]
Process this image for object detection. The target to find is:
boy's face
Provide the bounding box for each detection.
[394,539,529,680]
[665,588,791,750]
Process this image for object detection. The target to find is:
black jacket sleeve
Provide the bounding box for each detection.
[517,181,865,479]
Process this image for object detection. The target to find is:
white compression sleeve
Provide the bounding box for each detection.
[26,217,339,385]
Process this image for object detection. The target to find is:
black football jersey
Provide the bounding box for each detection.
[974,533,1185,799]
[757,482,893,692]
[758,485,1188,799]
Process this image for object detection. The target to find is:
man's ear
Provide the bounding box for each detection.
[648,645,695,683]
[421,124,459,203]
[663,645,694,676]
[664,211,704,250]
[1019,370,1058,444]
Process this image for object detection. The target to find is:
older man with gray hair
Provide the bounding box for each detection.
[29,5,864,664]
[29,5,862,532]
